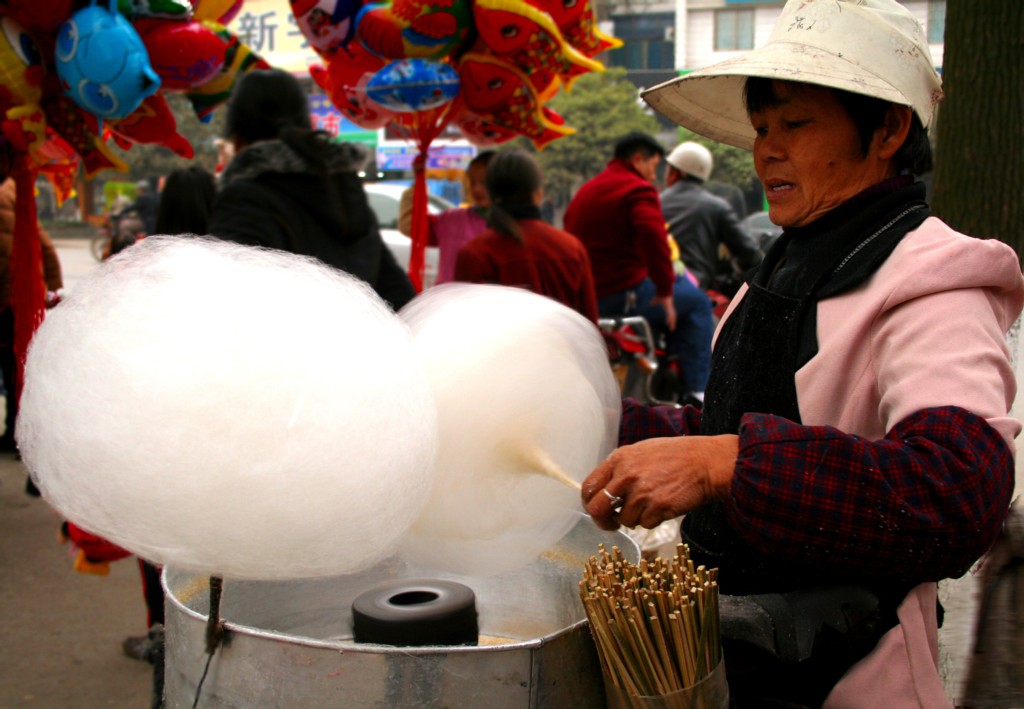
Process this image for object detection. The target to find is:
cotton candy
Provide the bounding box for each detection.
[399,284,620,575]
[17,236,437,580]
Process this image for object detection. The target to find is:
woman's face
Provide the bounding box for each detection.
[467,162,490,207]
[750,82,896,228]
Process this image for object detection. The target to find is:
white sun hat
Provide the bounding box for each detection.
[641,0,944,151]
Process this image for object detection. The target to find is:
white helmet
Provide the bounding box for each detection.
[666,142,713,182]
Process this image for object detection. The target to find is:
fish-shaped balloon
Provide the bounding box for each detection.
[472,0,601,93]
[457,52,573,149]
[108,93,194,158]
[54,0,161,121]
[529,0,621,58]
[134,18,227,90]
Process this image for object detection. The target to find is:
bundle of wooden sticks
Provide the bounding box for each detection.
[581,543,721,701]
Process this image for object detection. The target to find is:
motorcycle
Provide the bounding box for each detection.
[91,209,145,262]
[600,289,730,407]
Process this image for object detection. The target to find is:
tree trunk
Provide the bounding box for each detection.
[931,0,1024,263]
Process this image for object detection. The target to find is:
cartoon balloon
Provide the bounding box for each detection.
[356,0,472,60]
[134,18,227,90]
[310,45,397,129]
[366,58,459,112]
[457,52,572,149]
[108,93,194,158]
[291,0,362,58]
[54,0,161,120]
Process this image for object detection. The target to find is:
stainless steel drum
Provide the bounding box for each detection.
[163,517,640,708]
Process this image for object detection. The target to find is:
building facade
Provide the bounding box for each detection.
[606,0,948,91]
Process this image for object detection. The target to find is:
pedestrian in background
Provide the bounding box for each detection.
[153,166,216,237]
[661,141,762,295]
[454,149,598,322]
[209,68,415,310]
[564,132,714,405]
[0,177,62,465]
[399,150,494,286]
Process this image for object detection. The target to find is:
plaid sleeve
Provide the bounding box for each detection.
[727,405,1015,583]
[619,398,703,445]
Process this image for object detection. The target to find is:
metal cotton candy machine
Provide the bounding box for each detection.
[163,518,640,708]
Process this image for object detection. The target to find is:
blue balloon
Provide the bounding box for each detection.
[55,0,161,120]
[365,59,459,113]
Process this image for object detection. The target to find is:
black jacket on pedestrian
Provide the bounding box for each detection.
[661,180,762,292]
[209,138,416,310]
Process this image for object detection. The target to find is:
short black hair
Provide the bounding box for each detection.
[225,68,311,144]
[743,77,933,176]
[613,131,665,161]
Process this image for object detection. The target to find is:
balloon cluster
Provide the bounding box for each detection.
[0,0,270,199]
[299,0,621,150]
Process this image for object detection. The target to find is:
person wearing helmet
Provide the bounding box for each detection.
[661,142,762,293]
[582,0,1023,706]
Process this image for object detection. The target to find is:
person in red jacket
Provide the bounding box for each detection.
[455,149,598,322]
[564,132,713,403]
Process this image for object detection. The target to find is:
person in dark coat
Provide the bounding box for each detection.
[209,68,415,310]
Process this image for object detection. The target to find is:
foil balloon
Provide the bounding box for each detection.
[310,45,397,129]
[54,0,161,120]
[356,0,472,60]
[117,0,194,19]
[291,0,362,58]
[458,52,572,149]
[0,16,47,161]
[108,93,194,157]
[472,0,601,93]
[134,18,227,90]
[18,236,439,581]
[534,0,622,58]
[366,58,459,113]
[190,0,245,24]
[185,21,270,123]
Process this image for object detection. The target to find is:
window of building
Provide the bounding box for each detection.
[609,12,676,71]
[928,0,946,44]
[715,9,754,51]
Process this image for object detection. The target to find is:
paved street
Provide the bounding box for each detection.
[0,231,1017,707]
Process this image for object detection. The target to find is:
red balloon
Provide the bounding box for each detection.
[135,19,228,91]
[3,0,76,33]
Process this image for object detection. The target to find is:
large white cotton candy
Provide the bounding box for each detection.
[399,284,620,576]
[17,236,438,580]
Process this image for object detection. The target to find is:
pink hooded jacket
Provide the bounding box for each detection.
[719,216,1024,707]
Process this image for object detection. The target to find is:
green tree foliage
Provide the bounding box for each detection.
[518,68,659,206]
[931,0,1023,261]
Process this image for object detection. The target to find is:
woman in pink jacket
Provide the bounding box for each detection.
[581,1,1023,706]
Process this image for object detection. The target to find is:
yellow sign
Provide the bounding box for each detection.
[227,0,322,75]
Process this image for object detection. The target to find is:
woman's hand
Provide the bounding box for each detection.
[581,434,739,531]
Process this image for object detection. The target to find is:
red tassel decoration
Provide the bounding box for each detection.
[10,154,46,403]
